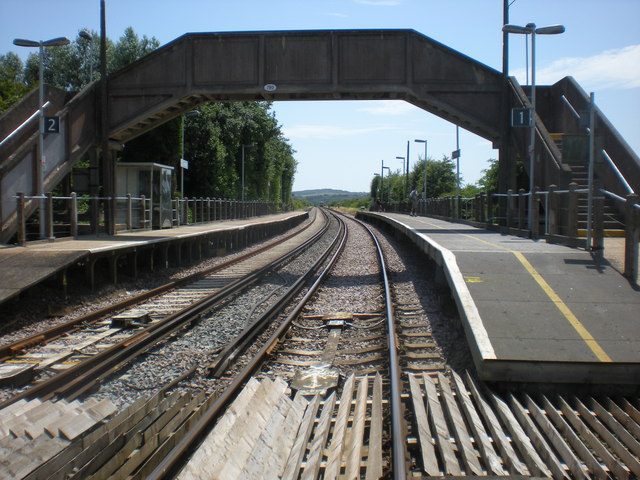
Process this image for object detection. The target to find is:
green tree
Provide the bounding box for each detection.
[0,52,29,112]
[407,155,456,198]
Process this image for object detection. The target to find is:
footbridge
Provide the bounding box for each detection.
[1,29,638,245]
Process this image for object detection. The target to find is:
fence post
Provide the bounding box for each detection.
[567,182,578,238]
[46,192,54,240]
[548,185,557,236]
[126,194,133,230]
[531,187,540,238]
[518,189,525,230]
[506,189,514,228]
[16,192,26,246]
[624,193,639,283]
[592,180,604,251]
[70,192,78,237]
[110,196,117,235]
[141,195,147,229]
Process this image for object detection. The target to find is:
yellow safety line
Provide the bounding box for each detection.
[513,252,612,362]
[417,218,613,362]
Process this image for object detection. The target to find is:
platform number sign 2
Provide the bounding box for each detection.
[511,108,532,127]
[44,116,60,134]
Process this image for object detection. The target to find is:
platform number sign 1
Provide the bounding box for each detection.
[511,108,532,127]
[44,116,60,134]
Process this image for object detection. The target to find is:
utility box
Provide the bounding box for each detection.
[116,162,174,229]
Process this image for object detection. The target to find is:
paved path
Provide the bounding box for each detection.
[363,212,640,383]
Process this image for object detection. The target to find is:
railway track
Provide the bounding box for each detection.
[1,209,639,479]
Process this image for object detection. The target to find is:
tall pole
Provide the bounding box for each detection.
[502,0,509,75]
[181,117,185,198]
[586,92,595,250]
[528,23,537,230]
[406,140,410,191]
[38,42,45,239]
[241,145,245,202]
[456,126,460,197]
[100,0,113,234]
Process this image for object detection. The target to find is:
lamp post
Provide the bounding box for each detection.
[395,156,405,196]
[241,143,255,203]
[502,22,565,230]
[414,139,428,199]
[180,110,200,198]
[13,36,70,239]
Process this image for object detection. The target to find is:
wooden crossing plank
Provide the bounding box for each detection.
[324,374,356,479]
[365,373,383,480]
[344,376,370,480]
[451,370,505,476]
[272,394,309,480]
[464,372,529,476]
[607,397,640,445]
[408,373,439,476]
[542,395,608,480]
[525,394,588,480]
[175,378,262,480]
[507,394,566,480]
[437,372,483,475]
[492,392,552,478]
[574,396,640,477]
[592,398,640,458]
[216,378,288,480]
[300,392,337,480]
[243,392,299,480]
[422,373,461,475]
[558,396,629,480]
[622,398,640,424]
[281,394,321,480]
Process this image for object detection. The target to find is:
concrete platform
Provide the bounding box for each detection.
[0,211,307,306]
[359,212,640,384]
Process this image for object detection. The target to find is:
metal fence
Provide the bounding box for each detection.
[14,192,288,246]
[383,183,639,283]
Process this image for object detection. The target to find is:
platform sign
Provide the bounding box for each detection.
[511,108,532,127]
[180,158,189,169]
[44,116,60,133]
[451,149,460,159]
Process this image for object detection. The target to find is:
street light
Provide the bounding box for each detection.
[414,139,428,199]
[502,22,565,230]
[13,36,70,238]
[241,143,255,203]
[180,110,200,198]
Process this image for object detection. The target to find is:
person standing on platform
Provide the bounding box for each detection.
[409,188,418,217]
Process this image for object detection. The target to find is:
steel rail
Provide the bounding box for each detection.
[0,211,328,408]
[0,213,315,361]
[359,217,407,480]
[147,211,348,480]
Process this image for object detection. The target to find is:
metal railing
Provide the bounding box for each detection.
[382,183,639,283]
[14,192,289,246]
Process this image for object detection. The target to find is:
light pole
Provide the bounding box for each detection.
[180,110,200,198]
[414,139,428,199]
[13,36,70,239]
[241,143,255,202]
[502,22,565,230]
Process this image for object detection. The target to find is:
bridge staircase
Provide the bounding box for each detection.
[0,83,97,244]
[508,76,638,237]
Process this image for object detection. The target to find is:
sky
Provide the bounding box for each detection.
[2,0,639,193]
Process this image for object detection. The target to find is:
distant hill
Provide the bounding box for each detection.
[292,189,368,205]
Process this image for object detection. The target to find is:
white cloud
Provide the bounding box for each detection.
[326,12,348,18]
[358,101,417,116]
[515,45,640,90]
[282,124,396,139]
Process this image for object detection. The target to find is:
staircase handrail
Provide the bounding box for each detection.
[0,101,50,148]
